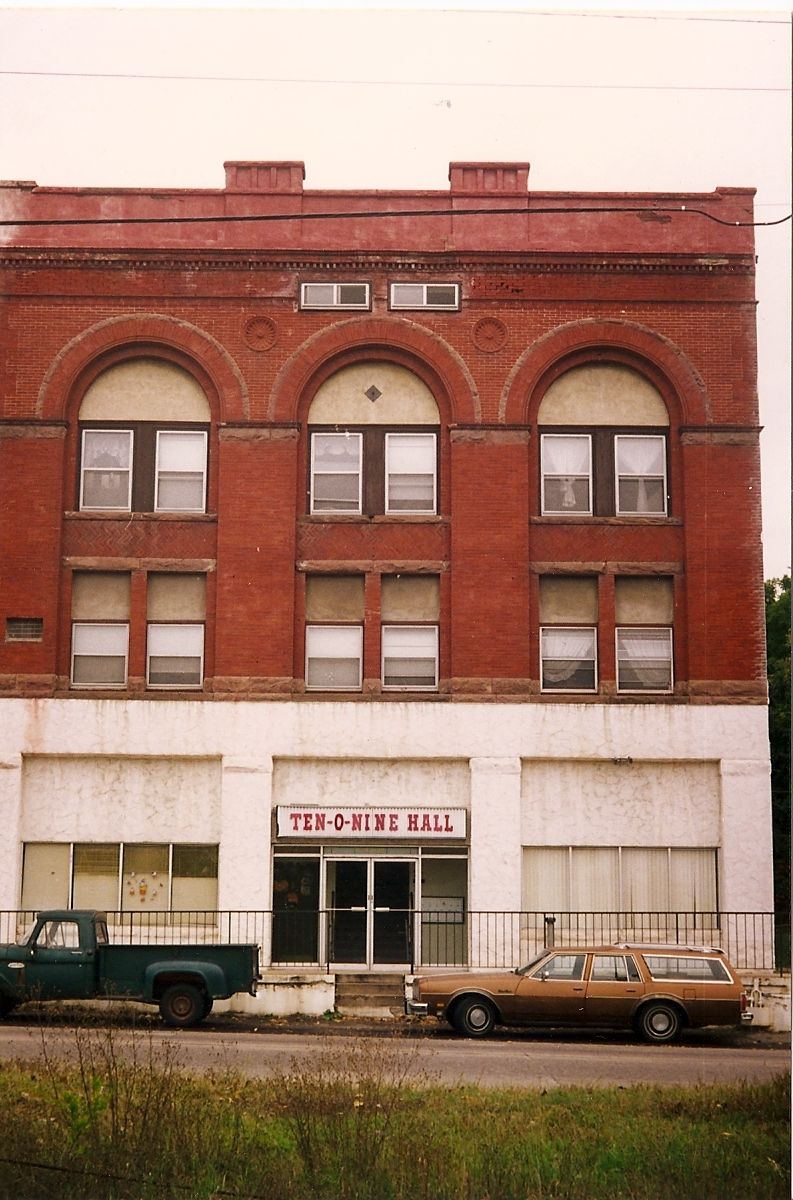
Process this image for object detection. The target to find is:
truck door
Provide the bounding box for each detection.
[24,918,96,1000]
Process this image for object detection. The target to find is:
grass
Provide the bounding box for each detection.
[0,1025,788,1200]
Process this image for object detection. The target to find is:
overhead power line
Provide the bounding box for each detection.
[1,205,790,230]
[0,68,787,94]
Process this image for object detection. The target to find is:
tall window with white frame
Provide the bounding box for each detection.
[615,576,674,693]
[305,574,364,692]
[70,571,130,688]
[539,575,598,692]
[381,574,440,691]
[146,573,206,689]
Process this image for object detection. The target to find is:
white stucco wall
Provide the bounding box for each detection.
[0,697,774,916]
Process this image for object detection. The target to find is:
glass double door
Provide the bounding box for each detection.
[326,858,414,968]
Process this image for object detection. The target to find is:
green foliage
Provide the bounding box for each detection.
[0,1026,788,1200]
[765,576,791,917]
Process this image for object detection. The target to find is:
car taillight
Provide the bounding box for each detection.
[740,991,749,1013]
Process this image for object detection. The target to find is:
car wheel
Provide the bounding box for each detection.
[637,1002,682,1044]
[159,984,206,1028]
[452,995,497,1037]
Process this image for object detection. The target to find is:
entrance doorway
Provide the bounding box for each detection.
[326,858,414,968]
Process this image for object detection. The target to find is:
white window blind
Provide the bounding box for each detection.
[155,430,207,512]
[382,625,438,689]
[310,432,363,513]
[385,432,436,513]
[147,623,204,687]
[71,623,128,686]
[305,625,363,690]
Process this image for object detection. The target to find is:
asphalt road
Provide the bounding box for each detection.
[0,1023,787,1088]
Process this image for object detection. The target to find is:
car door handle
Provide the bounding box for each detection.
[573,986,584,992]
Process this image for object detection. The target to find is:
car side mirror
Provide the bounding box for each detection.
[540,970,550,981]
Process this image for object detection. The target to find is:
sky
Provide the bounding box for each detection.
[0,2,789,576]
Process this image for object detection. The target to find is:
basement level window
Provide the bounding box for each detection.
[389,282,460,310]
[6,618,44,642]
[300,282,371,310]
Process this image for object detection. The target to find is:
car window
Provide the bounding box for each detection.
[529,953,586,981]
[591,954,629,982]
[34,920,80,949]
[642,955,731,982]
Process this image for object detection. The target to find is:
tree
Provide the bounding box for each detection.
[765,576,790,916]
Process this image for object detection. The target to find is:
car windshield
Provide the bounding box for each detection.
[515,952,550,976]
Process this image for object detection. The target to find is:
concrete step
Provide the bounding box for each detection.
[335,973,407,1016]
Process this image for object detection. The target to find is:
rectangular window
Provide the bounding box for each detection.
[147,623,204,687]
[305,624,363,690]
[540,627,597,692]
[389,282,460,310]
[123,844,170,912]
[616,627,673,692]
[5,618,43,641]
[615,434,667,514]
[300,282,370,310]
[172,845,219,910]
[540,434,592,514]
[382,625,438,689]
[80,429,133,510]
[385,432,436,513]
[523,846,718,913]
[71,623,129,687]
[643,955,731,983]
[73,844,120,910]
[310,432,363,514]
[155,430,207,512]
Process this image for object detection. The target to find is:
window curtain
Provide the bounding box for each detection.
[542,628,595,683]
[542,434,590,474]
[617,628,672,688]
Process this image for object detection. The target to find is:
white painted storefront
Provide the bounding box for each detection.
[1,698,773,920]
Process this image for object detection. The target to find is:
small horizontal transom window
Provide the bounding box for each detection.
[390,282,460,310]
[300,282,370,310]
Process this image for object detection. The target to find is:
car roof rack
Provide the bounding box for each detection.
[612,942,724,954]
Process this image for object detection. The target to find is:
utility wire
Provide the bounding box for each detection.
[0,68,788,93]
[1,204,790,230]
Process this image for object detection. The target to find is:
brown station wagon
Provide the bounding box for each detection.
[407,945,752,1043]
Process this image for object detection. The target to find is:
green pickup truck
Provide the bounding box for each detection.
[0,910,259,1027]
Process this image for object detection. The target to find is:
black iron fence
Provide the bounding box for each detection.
[1,909,785,973]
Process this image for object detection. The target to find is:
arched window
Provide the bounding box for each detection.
[538,363,670,517]
[77,358,211,513]
[307,362,440,517]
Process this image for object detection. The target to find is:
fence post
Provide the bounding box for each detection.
[544,914,556,949]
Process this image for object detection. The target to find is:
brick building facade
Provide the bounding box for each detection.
[0,161,774,991]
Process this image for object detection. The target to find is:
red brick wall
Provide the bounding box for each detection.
[0,164,764,703]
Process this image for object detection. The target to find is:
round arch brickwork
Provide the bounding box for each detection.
[36,313,249,422]
[267,316,481,425]
[500,319,709,427]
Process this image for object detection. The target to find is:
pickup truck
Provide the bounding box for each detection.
[0,910,259,1027]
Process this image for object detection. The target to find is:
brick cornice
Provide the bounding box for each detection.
[0,247,755,277]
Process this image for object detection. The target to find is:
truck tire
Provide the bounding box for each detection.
[159,984,206,1028]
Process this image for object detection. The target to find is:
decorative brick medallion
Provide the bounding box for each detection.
[472,317,507,353]
[244,316,278,352]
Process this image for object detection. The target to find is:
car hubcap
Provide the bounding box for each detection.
[650,1010,672,1034]
[468,1005,489,1030]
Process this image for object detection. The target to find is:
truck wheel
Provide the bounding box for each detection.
[159,984,206,1028]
